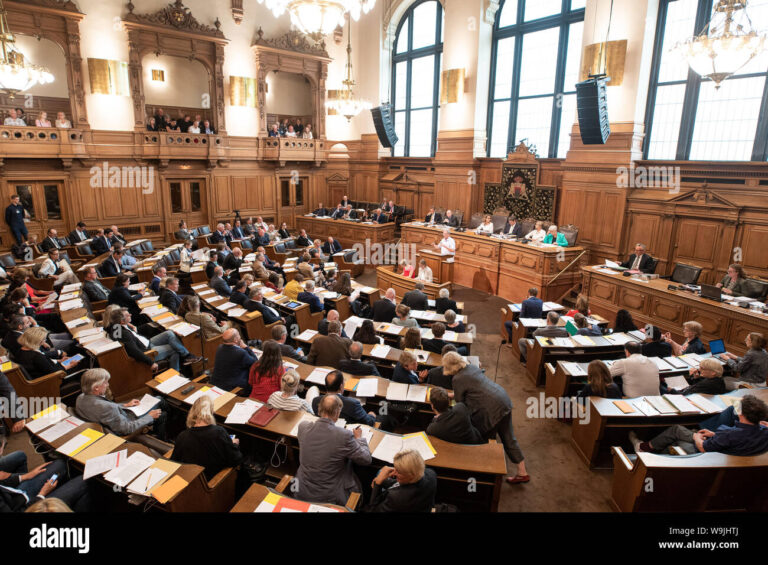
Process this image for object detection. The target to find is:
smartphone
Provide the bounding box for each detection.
[49,474,58,484]
[229,435,236,441]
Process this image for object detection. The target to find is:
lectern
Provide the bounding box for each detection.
[417,249,454,286]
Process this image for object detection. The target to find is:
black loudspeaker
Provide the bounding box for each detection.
[371,104,398,148]
[575,77,610,145]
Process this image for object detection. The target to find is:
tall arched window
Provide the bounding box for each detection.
[391,0,443,157]
[644,0,768,161]
[487,0,585,159]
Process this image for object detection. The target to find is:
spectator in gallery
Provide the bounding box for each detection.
[269,123,280,137]
[35,112,52,128]
[4,108,25,126]
[202,120,216,134]
[302,124,313,139]
[295,118,304,135]
[188,120,201,134]
[146,117,157,132]
[55,112,72,128]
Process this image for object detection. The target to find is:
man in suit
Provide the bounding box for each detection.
[402,282,428,311]
[231,219,245,240]
[339,341,381,377]
[175,220,194,242]
[422,322,451,354]
[368,208,382,223]
[109,308,200,372]
[100,249,127,278]
[110,225,127,247]
[373,288,397,322]
[249,288,286,326]
[296,394,372,506]
[256,246,283,274]
[424,207,442,225]
[76,368,164,437]
[317,309,348,338]
[641,326,673,358]
[209,223,228,245]
[270,324,306,363]
[254,228,270,247]
[149,266,166,295]
[91,228,112,255]
[39,248,79,288]
[159,277,183,314]
[242,217,256,236]
[210,329,259,393]
[297,280,325,313]
[340,195,351,208]
[230,279,255,309]
[323,236,342,255]
[82,266,110,303]
[68,221,89,244]
[295,229,311,248]
[331,205,345,220]
[39,228,62,252]
[307,320,351,369]
[426,386,483,444]
[504,287,543,341]
[210,266,233,297]
[441,210,459,228]
[313,203,329,217]
[435,288,458,314]
[621,243,655,274]
[311,370,376,426]
[0,455,92,513]
[517,311,569,364]
[502,215,524,237]
[223,247,244,283]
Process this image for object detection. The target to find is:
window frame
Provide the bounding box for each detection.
[391,0,444,158]
[486,0,585,159]
[643,0,768,161]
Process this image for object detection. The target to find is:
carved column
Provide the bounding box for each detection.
[255,54,268,136]
[214,43,227,134]
[64,19,88,128]
[127,30,146,130]
[317,62,328,140]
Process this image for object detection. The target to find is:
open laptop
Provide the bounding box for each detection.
[708,339,726,356]
[700,284,722,302]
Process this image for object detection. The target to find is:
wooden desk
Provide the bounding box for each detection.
[572,387,768,469]
[295,216,396,256]
[582,266,768,356]
[401,223,588,301]
[375,266,451,301]
[230,483,349,512]
[416,249,454,285]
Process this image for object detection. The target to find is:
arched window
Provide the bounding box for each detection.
[644,0,768,161]
[487,0,585,158]
[391,0,443,157]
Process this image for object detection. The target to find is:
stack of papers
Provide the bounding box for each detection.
[225,399,263,424]
[296,329,318,341]
[664,375,690,391]
[57,428,103,456]
[104,452,156,487]
[372,432,436,464]
[26,405,70,434]
[83,449,128,480]
[385,382,428,402]
[355,378,379,398]
[124,394,161,416]
[227,308,247,318]
[59,299,84,311]
[168,322,200,337]
[39,417,84,442]
[370,344,391,358]
[155,374,190,394]
[61,283,82,293]
[561,362,587,376]
[306,367,333,385]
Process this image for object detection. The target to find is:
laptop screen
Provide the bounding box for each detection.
[700,284,721,300]
[708,339,726,355]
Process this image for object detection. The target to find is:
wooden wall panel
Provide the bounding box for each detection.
[738,223,768,276]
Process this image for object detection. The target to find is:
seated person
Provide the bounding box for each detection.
[108,273,144,321]
[576,360,621,399]
[283,273,304,301]
[426,386,483,444]
[278,222,291,239]
[609,341,661,397]
[542,225,569,247]
[210,266,233,297]
[331,205,345,220]
[270,324,306,363]
[268,370,318,414]
[402,282,428,311]
[307,320,350,369]
[620,243,655,274]
[268,123,280,137]
[441,209,459,228]
[424,207,441,225]
[475,214,494,235]
[565,294,590,318]
[416,259,433,284]
[435,288,457,314]
[210,329,259,393]
[295,394,372,505]
[630,394,768,456]
[716,263,747,297]
[422,322,450,355]
[353,319,380,345]
[373,289,397,322]
[15,326,81,379]
[614,308,638,333]
[517,312,569,364]
[719,332,768,390]
[3,108,25,126]
[502,215,523,237]
[181,295,230,340]
[323,236,342,255]
[366,449,437,513]
[339,341,380,377]
[392,303,418,329]
[248,288,286,326]
[55,111,71,128]
[311,370,376,426]
[421,344,458,389]
[641,326,673,358]
[75,368,165,438]
[170,396,243,480]
[444,309,465,334]
[400,259,416,279]
[393,351,427,384]
[573,313,601,336]
[159,276,183,314]
[667,358,726,396]
[663,321,707,356]
[525,220,546,242]
[297,280,324,314]
[249,340,285,402]
[38,249,79,288]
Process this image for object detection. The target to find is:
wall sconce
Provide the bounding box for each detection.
[579,40,627,85]
[440,68,466,104]
[151,69,165,82]
[229,76,258,107]
[87,58,130,96]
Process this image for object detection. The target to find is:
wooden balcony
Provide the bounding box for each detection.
[0,126,89,166]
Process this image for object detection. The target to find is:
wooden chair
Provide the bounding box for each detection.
[236,310,282,342]
[276,474,361,511]
[4,363,64,402]
[95,345,158,401]
[28,266,55,291]
[293,302,323,334]
[185,332,225,371]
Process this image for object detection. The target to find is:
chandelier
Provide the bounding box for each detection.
[674,0,767,88]
[325,20,371,121]
[0,0,54,98]
[256,0,376,40]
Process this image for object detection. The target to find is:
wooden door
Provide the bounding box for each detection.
[168,178,207,230]
[7,181,67,244]
[279,176,307,228]
[670,216,726,285]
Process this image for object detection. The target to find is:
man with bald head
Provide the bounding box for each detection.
[295,393,372,505]
[318,309,348,337]
[373,288,398,322]
[210,328,259,393]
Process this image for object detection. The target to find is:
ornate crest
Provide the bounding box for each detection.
[253,27,329,57]
[125,0,224,38]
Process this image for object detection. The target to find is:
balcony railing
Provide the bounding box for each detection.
[0,126,89,163]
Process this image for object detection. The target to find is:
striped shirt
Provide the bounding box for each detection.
[268,392,314,414]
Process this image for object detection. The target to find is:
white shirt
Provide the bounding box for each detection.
[437,236,456,255]
[417,266,433,283]
[285,131,297,137]
[609,354,660,398]
[476,222,494,234]
[74,229,87,241]
[180,248,193,273]
[302,131,313,139]
[526,229,546,242]
[56,119,72,128]
[39,258,60,277]
[126,325,150,349]
[188,125,201,134]
[4,117,26,126]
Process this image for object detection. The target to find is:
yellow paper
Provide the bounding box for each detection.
[1,361,13,372]
[68,428,104,456]
[344,378,359,392]
[152,475,188,504]
[32,404,60,420]
[264,492,282,505]
[155,368,180,383]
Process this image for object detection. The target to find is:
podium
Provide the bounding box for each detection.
[417,249,454,285]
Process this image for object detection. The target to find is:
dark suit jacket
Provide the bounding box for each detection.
[452,365,511,436]
[372,299,396,322]
[307,334,351,368]
[426,403,484,444]
[40,237,61,252]
[108,286,142,319]
[297,291,324,314]
[339,358,380,377]
[435,297,457,315]
[175,229,193,241]
[159,288,183,314]
[296,235,312,247]
[109,323,153,365]
[205,261,217,280]
[367,468,437,512]
[642,341,673,358]
[401,289,428,311]
[311,393,375,426]
[392,363,419,384]
[317,318,348,338]
[422,338,448,354]
[621,253,655,274]
[442,216,459,228]
[323,240,342,254]
[100,256,122,277]
[91,236,112,255]
[210,344,259,392]
[223,253,243,273]
[251,301,281,325]
[209,231,227,245]
[277,342,307,363]
[331,208,345,220]
[68,229,89,243]
[424,212,442,224]
[149,276,162,295]
[210,275,232,297]
[313,207,329,217]
[520,297,543,318]
[502,222,524,237]
[425,366,453,389]
[83,279,110,303]
[15,349,59,379]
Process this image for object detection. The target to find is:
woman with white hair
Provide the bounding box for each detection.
[267,370,319,414]
[442,351,530,484]
[170,396,243,480]
[542,224,569,247]
[367,449,437,512]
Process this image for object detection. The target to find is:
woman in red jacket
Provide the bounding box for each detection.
[248,341,286,402]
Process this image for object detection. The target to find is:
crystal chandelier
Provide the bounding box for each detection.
[0,0,54,98]
[326,20,371,121]
[256,0,376,40]
[674,0,767,88]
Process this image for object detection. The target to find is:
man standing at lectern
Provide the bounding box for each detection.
[433,229,456,256]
